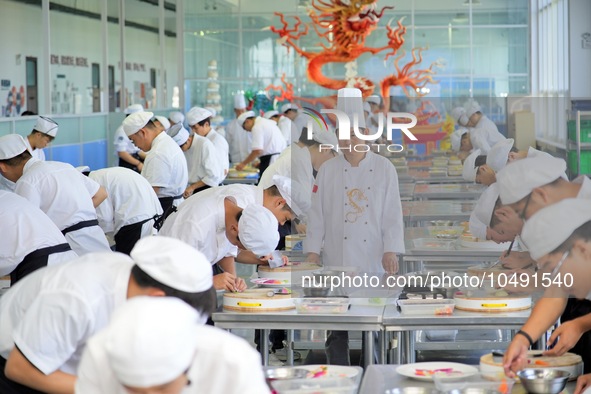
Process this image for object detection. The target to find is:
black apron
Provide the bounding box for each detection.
[118,153,142,173]
[114,217,155,255]
[154,196,183,231]
[11,243,71,285]
[0,355,46,394]
[257,153,280,185]
[61,219,99,236]
[191,184,211,195]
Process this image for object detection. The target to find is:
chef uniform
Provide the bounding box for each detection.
[0,237,214,394]
[75,297,269,394]
[462,149,482,182]
[0,175,16,192]
[114,104,144,172]
[0,134,110,256]
[123,111,189,213]
[24,116,58,161]
[226,93,252,164]
[465,101,506,154]
[186,107,229,182]
[88,167,163,255]
[281,103,304,143]
[0,190,78,284]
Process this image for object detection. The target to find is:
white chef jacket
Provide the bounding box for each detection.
[293,113,308,141]
[0,253,132,375]
[183,134,223,187]
[304,152,405,274]
[205,128,230,179]
[526,147,554,160]
[24,136,45,161]
[159,193,238,265]
[14,159,110,255]
[203,184,263,208]
[142,132,188,200]
[75,325,270,394]
[0,175,16,192]
[0,191,77,276]
[277,116,293,145]
[469,115,505,154]
[250,117,287,160]
[113,125,140,154]
[225,119,252,164]
[89,167,163,236]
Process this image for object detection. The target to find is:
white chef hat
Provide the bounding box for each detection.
[264,110,279,119]
[473,182,500,227]
[486,138,513,172]
[169,111,185,124]
[204,107,217,117]
[451,107,468,125]
[124,104,144,115]
[33,116,59,137]
[365,95,381,105]
[237,111,256,128]
[166,123,190,146]
[186,107,213,126]
[522,198,591,260]
[281,103,299,113]
[271,175,310,217]
[465,100,481,118]
[336,88,366,129]
[105,297,200,388]
[363,102,371,114]
[313,129,339,150]
[238,205,279,257]
[131,236,213,293]
[462,149,481,182]
[469,214,488,240]
[122,111,154,137]
[0,134,28,160]
[154,116,171,131]
[234,92,247,109]
[497,155,566,205]
[450,128,468,152]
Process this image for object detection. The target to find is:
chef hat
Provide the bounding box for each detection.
[473,182,500,227]
[465,100,481,118]
[264,110,279,119]
[33,116,59,137]
[154,116,171,131]
[497,156,566,205]
[204,107,217,117]
[366,95,381,105]
[124,104,144,115]
[237,111,256,128]
[105,297,199,388]
[131,236,213,293]
[451,107,468,125]
[281,103,299,113]
[336,88,366,129]
[186,107,213,126]
[462,149,481,182]
[166,123,190,146]
[271,175,310,217]
[122,111,154,137]
[0,134,28,160]
[450,128,468,152]
[363,102,371,114]
[313,129,339,150]
[469,214,488,240]
[234,92,246,109]
[169,111,185,124]
[238,205,279,257]
[486,138,513,172]
[522,198,591,260]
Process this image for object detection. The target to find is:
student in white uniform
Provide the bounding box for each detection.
[0,190,78,284]
[160,199,279,291]
[463,101,506,154]
[226,93,252,164]
[235,111,287,178]
[23,116,58,161]
[84,167,163,255]
[0,134,110,256]
[305,88,405,365]
[123,111,189,214]
[503,200,591,382]
[169,110,185,126]
[281,103,304,143]
[113,104,146,172]
[186,107,229,180]
[462,139,515,186]
[0,236,215,394]
[76,297,269,394]
[153,115,171,132]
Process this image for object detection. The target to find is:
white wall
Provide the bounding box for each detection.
[0,0,177,116]
[569,0,591,98]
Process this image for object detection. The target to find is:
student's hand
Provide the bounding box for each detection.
[382,252,399,275]
[544,320,584,357]
[234,277,247,292]
[499,251,535,269]
[503,334,531,378]
[235,163,246,171]
[183,185,195,199]
[575,373,591,394]
[295,222,307,234]
[213,272,238,291]
[306,253,320,265]
[136,162,143,172]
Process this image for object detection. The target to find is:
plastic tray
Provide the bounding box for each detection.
[412,238,456,250]
[427,226,465,239]
[295,298,350,314]
[271,377,357,393]
[433,373,514,393]
[397,299,455,315]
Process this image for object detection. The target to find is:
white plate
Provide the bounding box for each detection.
[250,278,291,288]
[396,362,478,381]
[298,365,361,379]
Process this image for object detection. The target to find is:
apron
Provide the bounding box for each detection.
[11,243,71,285]
[114,218,155,255]
[118,153,142,173]
[257,153,279,185]
[61,219,99,236]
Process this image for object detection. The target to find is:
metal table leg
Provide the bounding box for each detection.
[260,329,270,366]
[378,330,386,364]
[286,330,294,366]
[363,331,374,367]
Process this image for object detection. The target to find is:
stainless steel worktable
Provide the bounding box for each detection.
[413,184,485,200]
[212,305,386,367]
[404,200,476,225]
[410,170,471,184]
[223,177,259,185]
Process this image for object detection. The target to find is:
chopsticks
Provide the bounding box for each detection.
[504,238,515,257]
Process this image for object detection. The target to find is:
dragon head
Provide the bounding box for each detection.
[341,0,391,33]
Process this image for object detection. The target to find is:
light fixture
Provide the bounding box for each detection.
[463,0,481,6]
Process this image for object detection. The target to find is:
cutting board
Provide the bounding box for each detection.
[223,289,295,312]
[480,351,583,381]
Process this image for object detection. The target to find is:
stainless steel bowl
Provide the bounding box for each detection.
[517,369,570,394]
[264,367,308,381]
